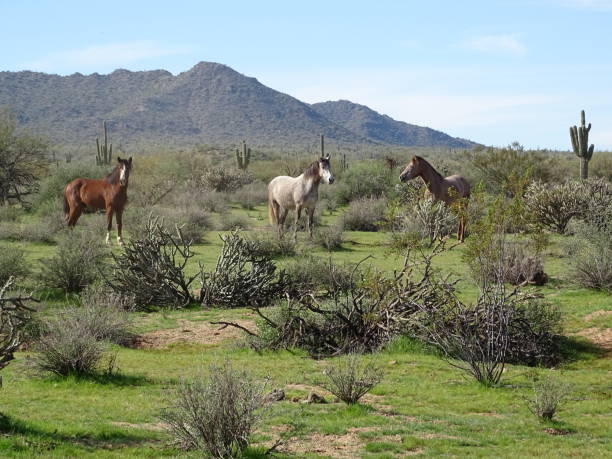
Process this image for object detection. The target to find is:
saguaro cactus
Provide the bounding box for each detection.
[96,120,113,166]
[569,110,594,180]
[235,140,251,170]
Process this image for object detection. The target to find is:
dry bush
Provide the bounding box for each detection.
[392,199,457,247]
[0,205,22,222]
[105,215,199,309]
[38,230,107,293]
[569,223,612,291]
[33,313,108,377]
[243,242,453,357]
[321,355,383,404]
[161,361,268,458]
[283,256,356,298]
[199,191,229,213]
[218,212,250,231]
[246,231,297,257]
[0,245,30,285]
[525,374,571,421]
[313,224,344,251]
[199,167,253,193]
[475,241,548,286]
[200,231,287,308]
[231,182,268,210]
[0,278,34,372]
[156,206,211,244]
[524,181,587,234]
[79,286,134,344]
[342,197,386,231]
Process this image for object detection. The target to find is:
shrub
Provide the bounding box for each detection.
[342,197,386,231]
[321,355,383,405]
[33,311,109,376]
[79,286,134,344]
[199,191,229,213]
[283,256,356,297]
[157,206,211,244]
[0,245,30,285]
[475,241,548,286]
[231,182,268,210]
[38,230,107,293]
[313,225,344,251]
[247,231,297,257]
[335,162,396,204]
[161,361,268,457]
[199,167,253,193]
[0,205,22,222]
[524,181,588,234]
[105,215,199,309]
[1,277,34,372]
[392,198,457,247]
[200,231,286,308]
[525,374,571,421]
[218,212,249,231]
[570,224,612,291]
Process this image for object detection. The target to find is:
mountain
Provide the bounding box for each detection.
[0,62,476,149]
[311,100,475,148]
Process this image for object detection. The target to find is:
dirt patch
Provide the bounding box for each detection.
[575,327,612,353]
[130,319,255,349]
[418,433,460,440]
[584,310,612,321]
[544,427,570,436]
[278,427,385,458]
[111,421,166,432]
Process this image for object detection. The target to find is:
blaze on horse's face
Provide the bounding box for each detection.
[399,156,419,182]
[117,157,133,186]
[319,155,334,184]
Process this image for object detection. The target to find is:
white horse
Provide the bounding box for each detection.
[268,155,334,238]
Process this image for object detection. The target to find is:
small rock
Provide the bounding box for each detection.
[388,360,397,365]
[303,392,326,404]
[291,396,301,403]
[264,389,285,403]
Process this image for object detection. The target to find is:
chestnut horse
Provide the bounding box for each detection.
[399,155,470,242]
[63,157,132,245]
[268,155,334,239]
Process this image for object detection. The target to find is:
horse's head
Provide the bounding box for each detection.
[399,156,420,182]
[117,156,133,187]
[318,154,334,184]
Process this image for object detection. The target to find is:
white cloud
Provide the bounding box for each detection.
[459,34,527,56]
[23,41,189,73]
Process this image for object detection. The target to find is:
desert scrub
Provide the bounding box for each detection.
[0,245,30,285]
[161,360,268,457]
[38,230,107,293]
[525,373,571,421]
[321,355,383,405]
[313,224,344,251]
[342,197,386,231]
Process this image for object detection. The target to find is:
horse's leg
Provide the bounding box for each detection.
[307,207,315,238]
[116,209,124,246]
[277,207,288,238]
[67,205,84,228]
[105,207,114,245]
[293,206,302,241]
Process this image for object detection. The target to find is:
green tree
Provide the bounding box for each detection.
[0,109,49,206]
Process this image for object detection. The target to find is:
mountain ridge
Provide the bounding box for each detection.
[0,62,477,149]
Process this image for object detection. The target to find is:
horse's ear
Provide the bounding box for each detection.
[128,157,133,164]
[325,154,331,160]
[117,156,122,163]
[411,156,417,163]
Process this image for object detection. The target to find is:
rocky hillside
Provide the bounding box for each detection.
[0,62,476,149]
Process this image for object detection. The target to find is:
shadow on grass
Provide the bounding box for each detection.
[0,413,159,449]
[40,372,156,387]
[558,335,608,362]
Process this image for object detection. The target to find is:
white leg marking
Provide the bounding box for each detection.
[105,232,111,245]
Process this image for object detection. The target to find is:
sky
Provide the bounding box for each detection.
[1,0,611,149]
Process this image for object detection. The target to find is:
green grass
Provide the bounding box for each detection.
[0,206,610,457]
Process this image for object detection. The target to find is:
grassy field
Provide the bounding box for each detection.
[1,203,611,458]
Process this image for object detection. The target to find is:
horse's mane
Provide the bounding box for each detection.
[416,156,443,181]
[104,164,121,185]
[303,161,320,179]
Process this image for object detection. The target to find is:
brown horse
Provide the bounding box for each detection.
[399,155,470,242]
[63,157,132,245]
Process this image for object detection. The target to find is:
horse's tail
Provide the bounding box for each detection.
[268,189,278,226]
[63,185,71,219]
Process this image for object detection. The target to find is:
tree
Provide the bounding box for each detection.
[0,109,48,207]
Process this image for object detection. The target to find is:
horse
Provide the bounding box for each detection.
[399,155,470,242]
[268,155,334,239]
[63,156,132,245]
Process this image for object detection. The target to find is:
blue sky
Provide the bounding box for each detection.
[1,0,611,149]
